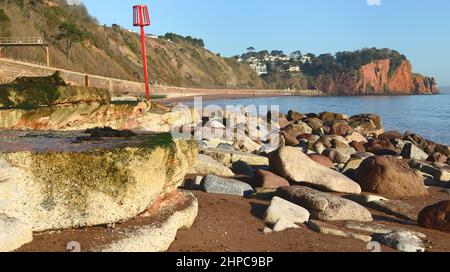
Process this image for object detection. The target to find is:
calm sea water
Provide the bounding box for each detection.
[197,92,450,145]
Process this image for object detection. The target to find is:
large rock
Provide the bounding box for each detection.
[409,160,450,183]
[202,175,254,196]
[253,170,290,189]
[307,154,335,169]
[202,148,269,167]
[323,148,351,164]
[292,122,313,135]
[354,156,428,197]
[277,186,372,221]
[374,231,425,252]
[265,197,310,225]
[194,154,234,177]
[345,195,419,222]
[0,214,33,252]
[271,147,361,194]
[417,201,450,233]
[232,137,261,153]
[330,121,353,136]
[306,220,372,243]
[0,135,197,232]
[401,142,428,161]
[349,114,384,137]
[0,83,110,108]
[346,131,368,143]
[95,190,198,252]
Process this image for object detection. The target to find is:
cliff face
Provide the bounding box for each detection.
[316,60,438,95]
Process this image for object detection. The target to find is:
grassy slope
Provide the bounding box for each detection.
[0,0,265,89]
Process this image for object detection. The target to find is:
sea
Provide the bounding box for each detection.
[195,90,450,145]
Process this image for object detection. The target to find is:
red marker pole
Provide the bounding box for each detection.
[133,5,151,102]
[139,24,150,101]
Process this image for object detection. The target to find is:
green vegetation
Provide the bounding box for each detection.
[137,133,175,151]
[0,84,110,109]
[0,8,11,36]
[54,21,86,59]
[163,33,205,48]
[300,48,407,77]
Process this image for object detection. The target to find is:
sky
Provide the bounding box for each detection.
[77,0,450,85]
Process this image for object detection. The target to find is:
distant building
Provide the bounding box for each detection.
[300,55,312,63]
[146,34,158,39]
[288,65,301,72]
[250,63,268,75]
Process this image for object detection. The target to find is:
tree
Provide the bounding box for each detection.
[54,21,86,59]
[0,9,11,36]
[247,47,255,52]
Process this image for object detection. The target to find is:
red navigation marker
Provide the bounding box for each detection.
[133,5,151,102]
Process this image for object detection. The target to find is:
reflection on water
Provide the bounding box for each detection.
[197,93,450,144]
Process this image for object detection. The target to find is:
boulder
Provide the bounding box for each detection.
[287,110,305,122]
[342,159,363,176]
[270,147,361,194]
[354,156,428,197]
[364,139,399,156]
[305,118,324,130]
[231,160,255,176]
[202,175,254,196]
[278,117,290,129]
[345,195,419,222]
[0,137,197,232]
[417,201,450,233]
[292,122,313,135]
[232,137,261,153]
[330,121,353,136]
[253,170,290,189]
[349,114,384,137]
[319,112,348,122]
[409,160,450,183]
[374,231,425,252]
[401,142,429,161]
[346,132,368,143]
[345,221,426,239]
[265,197,310,225]
[379,131,404,142]
[349,141,366,152]
[281,131,300,146]
[428,153,448,164]
[277,186,372,221]
[351,152,375,160]
[202,148,269,167]
[272,218,301,232]
[194,154,234,177]
[0,214,33,252]
[94,190,198,252]
[323,148,351,164]
[307,154,335,169]
[306,220,372,243]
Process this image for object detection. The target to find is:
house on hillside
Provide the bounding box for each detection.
[249,63,268,75]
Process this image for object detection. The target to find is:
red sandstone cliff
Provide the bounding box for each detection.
[315,60,438,95]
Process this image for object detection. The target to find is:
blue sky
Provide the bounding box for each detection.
[80,0,450,85]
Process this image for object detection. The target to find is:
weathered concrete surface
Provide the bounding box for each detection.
[0,102,198,132]
[0,133,198,232]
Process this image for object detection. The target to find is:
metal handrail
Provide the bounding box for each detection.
[0,37,46,45]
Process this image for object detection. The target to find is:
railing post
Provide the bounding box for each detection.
[85,74,90,87]
[45,46,50,67]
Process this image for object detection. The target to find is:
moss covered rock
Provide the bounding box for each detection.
[0,84,110,109]
[0,135,197,232]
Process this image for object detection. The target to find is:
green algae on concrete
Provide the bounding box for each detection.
[0,84,111,109]
[0,133,198,232]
